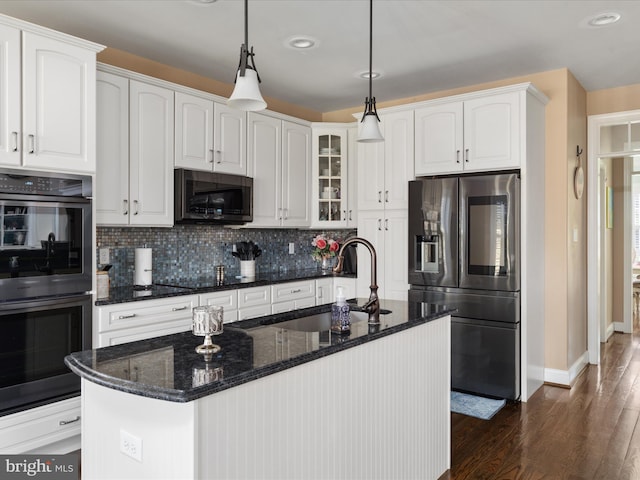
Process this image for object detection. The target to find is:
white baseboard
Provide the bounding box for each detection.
[605,322,616,341]
[544,351,589,387]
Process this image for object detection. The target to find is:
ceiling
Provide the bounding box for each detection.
[0,0,638,113]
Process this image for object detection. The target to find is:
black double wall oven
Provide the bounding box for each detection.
[0,169,92,415]
[408,172,521,401]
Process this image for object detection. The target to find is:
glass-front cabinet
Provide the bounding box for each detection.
[311,126,355,228]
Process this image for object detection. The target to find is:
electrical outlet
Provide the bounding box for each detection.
[99,248,110,265]
[232,244,237,253]
[120,429,142,462]
[289,242,295,254]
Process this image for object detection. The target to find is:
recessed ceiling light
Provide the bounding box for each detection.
[359,71,381,80]
[586,12,621,27]
[287,36,318,50]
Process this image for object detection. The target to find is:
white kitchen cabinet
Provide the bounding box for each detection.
[0,396,81,454]
[271,279,316,313]
[0,21,102,172]
[95,295,198,347]
[415,90,520,175]
[315,277,334,305]
[174,92,246,175]
[199,289,239,324]
[247,112,311,227]
[96,71,129,224]
[96,70,174,226]
[357,209,408,301]
[357,110,414,211]
[310,125,356,228]
[237,285,272,320]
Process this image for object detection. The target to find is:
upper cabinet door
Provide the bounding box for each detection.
[0,24,20,166]
[415,102,464,176]
[96,71,129,226]
[213,103,247,175]
[129,80,174,226]
[174,92,214,171]
[383,110,414,210]
[247,112,281,227]
[357,128,385,211]
[22,32,96,172]
[463,92,520,172]
[281,121,310,227]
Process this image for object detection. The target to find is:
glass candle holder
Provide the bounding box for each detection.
[192,305,224,355]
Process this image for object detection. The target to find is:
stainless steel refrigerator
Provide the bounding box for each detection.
[408,172,521,400]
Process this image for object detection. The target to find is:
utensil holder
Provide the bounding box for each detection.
[240,260,255,278]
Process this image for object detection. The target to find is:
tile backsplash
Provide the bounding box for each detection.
[97,226,355,287]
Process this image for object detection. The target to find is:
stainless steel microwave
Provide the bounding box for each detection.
[174,169,253,224]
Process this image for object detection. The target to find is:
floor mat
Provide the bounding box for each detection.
[451,391,506,420]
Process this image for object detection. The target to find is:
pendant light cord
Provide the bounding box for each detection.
[244,0,248,49]
[368,0,373,102]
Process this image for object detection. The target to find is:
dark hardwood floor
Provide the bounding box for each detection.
[443,317,640,479]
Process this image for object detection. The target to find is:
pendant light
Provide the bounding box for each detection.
[228,0,266,111]
[357,0,384,143]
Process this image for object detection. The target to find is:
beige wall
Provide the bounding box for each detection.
[588,84,640,116]
[566,72,588,368]
[98,48,324,122]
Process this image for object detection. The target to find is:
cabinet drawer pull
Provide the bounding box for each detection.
[11,131,18,152]
[385,219,389,231]
[27,134,35,154]
[123,199,128,215]
[209,149,214,163]
[118,313,136,319]
[290,288,302,293]
[385,190,389,203]
[377,219,382,231]
[456,150,460,163]
[216,150,222,164]
[378,191,382,203]
[59,416,80,426]
[172,306,188,311]
[284,208,289,220]
[133,200,139,215]
[465,148,469,162]
[349,210,353,221]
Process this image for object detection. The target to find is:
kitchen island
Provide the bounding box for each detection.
[66,299,453,480]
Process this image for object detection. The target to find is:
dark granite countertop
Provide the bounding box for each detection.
[96,268,355,306]
[66,298,454,403]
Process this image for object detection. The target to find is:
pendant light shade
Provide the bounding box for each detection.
[357,0,383,143]
[228,0,266,111]
[359,108,384,143]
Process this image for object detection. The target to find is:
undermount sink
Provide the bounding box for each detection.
[262,308,391,332]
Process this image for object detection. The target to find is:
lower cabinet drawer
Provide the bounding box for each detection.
[238,304,272,320]
[98,295,199,332]
[199,290,238,324]
[0,397,81,454]
[237,286,271,308]
[271,280,315,304]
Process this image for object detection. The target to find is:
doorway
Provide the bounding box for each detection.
[587,111,637,365]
